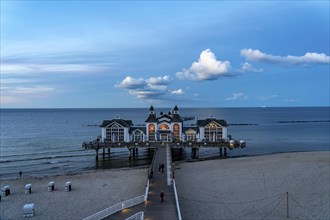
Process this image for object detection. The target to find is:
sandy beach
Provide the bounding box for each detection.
[0,168,148,220]
[175,151,330,220]
[1,151,329,220]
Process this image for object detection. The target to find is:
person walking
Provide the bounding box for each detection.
[19,171,22,178]
[161,163,165,173]
[160,191,164,202]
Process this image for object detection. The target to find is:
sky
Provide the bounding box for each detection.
[1,0,329,108]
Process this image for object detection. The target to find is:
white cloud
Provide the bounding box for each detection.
[116,75,172,101]
[116,76,146,89]
[1,85,55,105]
[241,62,263,73]
[226,93,248,101]
[241,49,330,65]
[171,89,184,95]
[146,75,171,85]
[176,49,231,81]
[1,63,106,75]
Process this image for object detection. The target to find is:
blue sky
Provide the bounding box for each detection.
[1,1,329,108]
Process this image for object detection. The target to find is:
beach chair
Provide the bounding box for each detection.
[1,185,10,196]
[25,184,32,194]
[48,181,55,191]
[23,203,35,217]
[64,182,71,192]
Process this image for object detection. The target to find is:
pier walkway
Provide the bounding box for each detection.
[104,145,178,220]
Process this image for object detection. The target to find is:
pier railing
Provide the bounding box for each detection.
[125,211,144,220]
[83,194,146,220]
[82,140,245,150]
[173,179,182,220]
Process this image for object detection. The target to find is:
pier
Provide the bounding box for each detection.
[82,140,244,160]
[100,144,179,220]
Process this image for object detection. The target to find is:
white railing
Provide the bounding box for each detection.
[166,144,172,186]
[173,179,182,220]
[145,180,150,201]
[125,211,144,220]
[84,149,155,220]
[83,194,145,220]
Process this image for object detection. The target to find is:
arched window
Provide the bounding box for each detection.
[133,130,143,142]
[159,124,169,130]
[186,129,196,141]
[106,124,124,142]
[148,124,155,141]
[173,124,180,142]
[204,122,222,142]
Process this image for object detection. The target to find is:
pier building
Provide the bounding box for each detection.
[99,105,228,143]
[83,105,245,160]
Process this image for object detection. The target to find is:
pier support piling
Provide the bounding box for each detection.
[102,148,105,158]
[224,147,227,157]
[95,149,99,161]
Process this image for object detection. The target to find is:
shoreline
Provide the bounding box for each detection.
[2,149,328,181]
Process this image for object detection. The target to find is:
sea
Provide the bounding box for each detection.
[1,107,329,180]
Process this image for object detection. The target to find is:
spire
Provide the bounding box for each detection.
[173,105,179,114]
[149,105,155,114]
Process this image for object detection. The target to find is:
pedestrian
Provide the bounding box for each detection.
[161,163,165,173]
[19,171,22,178]
[160,191,164,202]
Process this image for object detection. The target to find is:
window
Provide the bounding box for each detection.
[159,124,169,130]
[106,124,125,142]
[186,129,196,141]
[133,130,143,141]
[148,124,155,141]
[204,122,222,142]
[173,124,180,142]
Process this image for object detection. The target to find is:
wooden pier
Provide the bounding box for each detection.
[82,139,245,160]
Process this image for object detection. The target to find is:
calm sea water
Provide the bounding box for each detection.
[1,107,329,180]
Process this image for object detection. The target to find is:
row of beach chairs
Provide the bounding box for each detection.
[1,181,72,198]
[1,182,72,217]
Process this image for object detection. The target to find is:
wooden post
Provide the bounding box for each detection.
[224,147,227,157]
[286,192,289,218]
[219,147,223,157]
[102,148,105,157]
[95,149,99,160]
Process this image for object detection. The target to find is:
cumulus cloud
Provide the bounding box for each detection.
[226,93,248,101]
[116,75,174,101]
[241,49,330,65]
[241,62,263,73]
[146,75,171,85]
[171,89,184,95]
[176,49,231,81]
[116,76,146,89]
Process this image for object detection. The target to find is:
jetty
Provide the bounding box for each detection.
[82,105,245,160]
